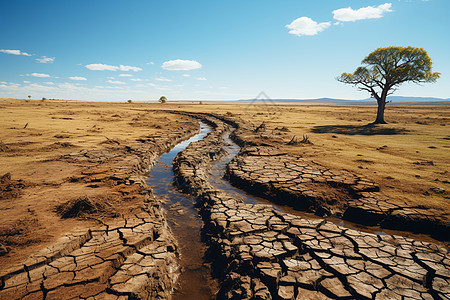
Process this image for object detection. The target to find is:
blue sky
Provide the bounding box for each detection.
[0,0,449,101]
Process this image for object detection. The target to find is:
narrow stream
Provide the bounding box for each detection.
[146,122,218,300]
[210,131,446,245]
[146,123,445,300]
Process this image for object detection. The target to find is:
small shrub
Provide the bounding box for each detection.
[55,196,119,219]
[288,134,312,145]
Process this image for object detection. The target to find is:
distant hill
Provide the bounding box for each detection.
[239,96,449,104]
[380,96,450,103]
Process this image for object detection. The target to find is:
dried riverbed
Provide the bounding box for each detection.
[147,122,219,299]
[1,108,449,299]
[173,113,450,299]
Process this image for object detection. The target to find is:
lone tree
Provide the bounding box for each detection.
[158,96,167,104]
[337,46,440,124]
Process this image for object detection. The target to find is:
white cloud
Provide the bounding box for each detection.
[0,49,31,56]
[161,59,202,71]
[85,64,142,72]
[119,74,133,77]
[333,3,392,22]
[155,77,172,82]
[59,83,77,89]
[286,17,331,37]
[147,62,155,65]
[36,56,55,63]
[44,82,55,85]
[107,80,126,84]
[0,82,21,89]
[69,76,87,81]
[183,74,191,77]
[119,65,142,72]
[196,77,207,81]
[23,81,30,84]
[130,78,143,82]
[26,73,51,78]
[136,82,157,88]
[86,64,118,71]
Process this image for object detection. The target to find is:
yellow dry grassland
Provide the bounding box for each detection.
[160,102,450,213]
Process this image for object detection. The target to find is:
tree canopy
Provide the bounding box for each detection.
[158,96,167,104]
[338,46,440,123]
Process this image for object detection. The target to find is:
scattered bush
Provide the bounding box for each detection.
[55,196,119,219]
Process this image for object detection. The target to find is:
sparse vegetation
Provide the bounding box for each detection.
[159,96,167,103]
[288,134,311,145]
[55,196,119,219]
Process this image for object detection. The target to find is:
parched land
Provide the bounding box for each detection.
[185,102,450,213]
[0,98,199,298]
[0,98,449,299]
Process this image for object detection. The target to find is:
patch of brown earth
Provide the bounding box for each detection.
[0,173,25,200]
[0,99,201,298]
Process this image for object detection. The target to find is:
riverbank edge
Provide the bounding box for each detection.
[171,112,449,299]
[0,116,200,299]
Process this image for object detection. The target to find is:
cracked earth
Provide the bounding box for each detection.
[173,114,449,299]
[1,110,449,299]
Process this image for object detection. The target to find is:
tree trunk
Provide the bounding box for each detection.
[373,100,387,124]
[373,93,388,124]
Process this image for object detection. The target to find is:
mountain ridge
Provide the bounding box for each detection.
[238,96,450,103]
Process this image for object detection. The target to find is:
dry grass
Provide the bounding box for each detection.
[157,102,450,212]
[55,195,120,219]
[0,98,448,265]
[0,98,191,265]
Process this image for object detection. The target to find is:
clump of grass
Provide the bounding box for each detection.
[288,134,312,145]
[55,196,119,219]
[0,141,9,152]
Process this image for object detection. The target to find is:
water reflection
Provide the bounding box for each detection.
[146,122,218,300]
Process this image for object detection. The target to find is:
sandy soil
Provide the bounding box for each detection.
[0,98,195,269]
[1,98,448,270]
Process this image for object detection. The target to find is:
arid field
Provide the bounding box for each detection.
[0,98,449,299]
[1,98,449,258]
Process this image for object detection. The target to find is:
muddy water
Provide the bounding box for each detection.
[210,132,447,245]
[146,122,219,300]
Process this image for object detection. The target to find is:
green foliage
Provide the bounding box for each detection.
[338,46,440,90]
[127,99,132,103]
[337,46,440,123]
[159,96,167,104]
